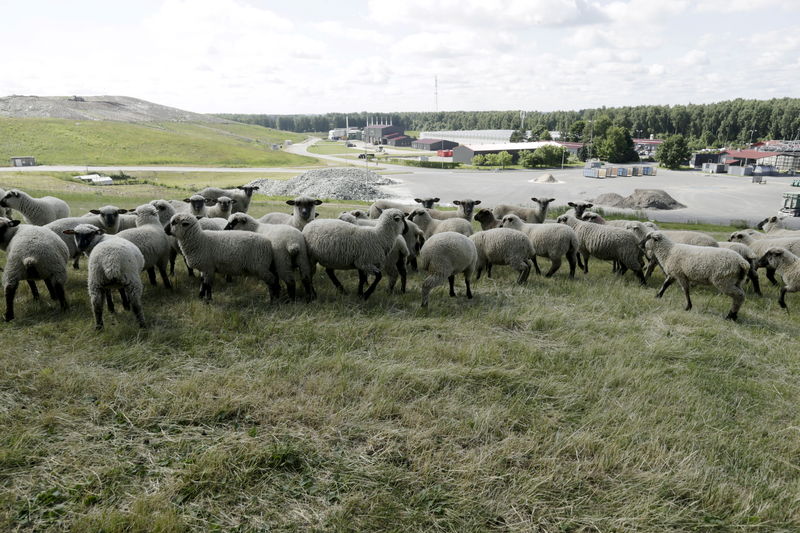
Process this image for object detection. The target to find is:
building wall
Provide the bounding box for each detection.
[452,146,476,164]
[760,153,800,172]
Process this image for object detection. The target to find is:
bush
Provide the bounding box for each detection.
[472,154,486,166]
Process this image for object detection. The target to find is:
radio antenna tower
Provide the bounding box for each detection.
[434,75,438,112]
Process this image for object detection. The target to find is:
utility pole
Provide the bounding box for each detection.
[434,75,438,113]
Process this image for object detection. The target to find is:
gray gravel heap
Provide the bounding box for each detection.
[249,168,396,201]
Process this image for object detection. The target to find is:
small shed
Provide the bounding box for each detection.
[10,156,36,167]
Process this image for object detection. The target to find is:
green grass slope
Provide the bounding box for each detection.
[0,118,315,167]
[0,189,799,531]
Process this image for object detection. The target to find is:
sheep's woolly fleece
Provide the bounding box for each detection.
[250,168,396,201]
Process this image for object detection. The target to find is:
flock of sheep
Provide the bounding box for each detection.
[1,184,799,330]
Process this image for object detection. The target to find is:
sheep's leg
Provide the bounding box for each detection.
[566,251,576,279]
[72,254,81,270]
[421,274,446,308]
[325,268,346,294]
[532,256,542,276]
[54,283,68,311]
[146,268,157,287]
[617,264,628,276]
[4,282,18,322]
[91,290,104,330]
[362,269,382,301]
[286,281,297,301]
[679,279,692,310]
[397,257,407,294]
[544,256,560,278]
[44,279,56,300]
[183,256,195,278]
[169,249,177,276]
[357,270,368,297]
[656,276,675,298]
[105,290,116,314]
[516,260,531,284]
[27,280,40,301]
[158,264,172,289]
[634,268,646,285]
[127,285,146,328]
[766,266,778,286]
[302,277,316,302]
[465,272,473,299]
[582,253,590,274]
[644,257,659,282]
[748,267,762,296]
[576,254,585,270]
[486,263,493,278]
[119,288,130,310]
[267,279,281,302]
[408,256,418,272]
[778,287,788,311]
[200,273,213,301]
[448,275,456,297]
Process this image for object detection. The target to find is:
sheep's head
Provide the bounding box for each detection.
[133,204,159,225]
[223,212,250,230]
[237,185,259,197]
[453,199,481,219]
[183,195,207,213]
[379,208,407,235]
[474,208,496,225]
[166,213,198,237]
[728,231,746,243]
[757,248,787,269]
[407,208,428,222]
[338,212,358,224]
[581,212,601,223]
[414,197,439,208]
[0,217,21,240]
[150,200,176,225]
[90,205,127,229]
[64,223,104,253]
[287,196,322,221]
[567,201,593,218]
[0,190,20,208]
[499,214,522,229]
[215,196,236,212]
[350,209,369,219]
[555,215,569,225]
[531,197,555,209]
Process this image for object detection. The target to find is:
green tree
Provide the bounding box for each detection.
[472,154,486,166]
[568,120,586,142]
[534,145,568,167]
[656,134,691,169]
[518,150,538,168]
[484,153,499,166]
[597,126,637,163]
[496,151,513,169]
[509,129,525,143]
[540,130,553,141]
[577,144,589,162]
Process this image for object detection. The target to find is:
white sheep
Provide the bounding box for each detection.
[340,210,426,273]
[338,212,410,293]
[150,200,225,277]
[556,214,645,283]
[418,232,477,308]
[302,208,407,300]
[426,198,482,220]
[47,207,129,269]
[0,189,70,225]
[407,208,473,239]
[718,241,761,296]
[728,231,800,287]
[205,196,236,219]
[641,231,749,320]
[169,195,209,217]
[0,217,69,321]
[470,229,535,284]
[499,214,579,278]
[492,197,555,224]
[756,247,800,311]
[197,185,260,214]
[165,213,279,302]
[368,197,439,218]
[624,221,718,281]
[259,196,322,230]
[64,224,146,329]
[223,212,316,301]
[115,204,173,289]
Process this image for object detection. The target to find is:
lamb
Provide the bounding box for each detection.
[0,217,69,321]
[338,212,410,293]
[47,207,129,269]
[165,213,279,302]
[718,242,761,296]
[469,229,536,284]
[302,208,407,300]
[368,197,439,218]
[115,204,173,288]
[624,221,718,281]
[0,189,70,225]
[407,208,473,239]
[500,214,579,278]
[169,195,209,217]
[641,231,749,320]
[426,199,482,220]
[418,232,477,308]
[556,214,645,283]
[223,212,316,301]
[197,185,260,214]
[259,196,322,230]
[205,196,236,219]
[492,197,555,224]
[756,248,800,311]
[64,224,146,329]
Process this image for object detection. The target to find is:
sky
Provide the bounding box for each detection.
[2,0,799,115]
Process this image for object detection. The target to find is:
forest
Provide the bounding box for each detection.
[216,98,800,148]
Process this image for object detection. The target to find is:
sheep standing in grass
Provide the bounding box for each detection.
[624,221,718,281]
[728,231,800,287]
[718,242,761,296]
[500,214,579,278]
[492,197,555,224]
[642,231,749,320]
[407,208,472,239]
[170,195,209,218]
[165,214,279,302]
[341,210,425,273]
[563,201,593,220]
[426,199,482,220]
[303,208,407,300]
[115,204,172,288]
[224,212,316,301]
[556,214,645,283]
[65,224,146,330]
[205,196,236,219]
[47,206,129,269]
[0,217,69,321]
[0,189,70,225]
[474,208,500,230]
[757,248,800,311]
[260,196,322,230]
[418,232,477,308]
[368,197,439,219]
[470,229,535,284]
[338,212,410,293]
[197,185,260,214]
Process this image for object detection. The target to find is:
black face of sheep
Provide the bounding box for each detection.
[414,197,439,208]
[474,208,496,225]
[0,191,18,208]
[0,218,21,236]
[757,249,784,269]
[287,198,322,221]
[90,208,127,228]
[183,197,208,212]
[532,197,555,208]
[453,199,481,218]
[567,201,593,218]
[407,209,425,222]
[63,226,104,252]
[237,185,259,197]
[223,215,245,230]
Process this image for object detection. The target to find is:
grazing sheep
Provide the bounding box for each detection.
[338,212,410,293]
[205,196,236,219]
[492,197,555,224]
[728,231,800,286]
[718,241,761,296]
[556,214,645,283]
[223,212,316,301]
[302,208,407,300]
[470,229,535,284]
[165,214,279,302]
[642,231,749,320]
[407,208,473,239]
[115,204,172,289]
[0,217,69,321]
[0,189,70,225]
[756,248,800,311]
[426,199,482,221]
[197,185,260,214]
[500,214,579,278]
[260,196,322,230]
[624,221,718,281]
[65,224,146,330]
[418,232,477,308]
[474,208,501,230]
[368,198,439,218]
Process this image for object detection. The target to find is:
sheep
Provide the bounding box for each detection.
[500,214,579,278]
[718,242,761,296]
[205,196,236,219]
[0,188,13,218]
[302,208,407,300]
[0,189,70,225]
[368,198,439,219]
[169,195,209,217]
[474,208,501,230]
[426,198,482,221]
[340,210,426,272]
[0,217,69,321]
[492,197,555,224]
[418,232,477,308]
[197,185,260,214]
[223,212,316,301]
[64,224,146,329]
[115,204,173,289]
[469,229,535,284]
[407,208,473,239]
[624,221,718,281]
[259,196,322,230]
[165,213,279,302]
[563,201,594,220]
[641,231,749,320]
[728,231,800,287]
[556,214,645,283]
[47,207,129,269]
[756,248,800,311]
[338,212,410,293]
[581,211,607,224]
[150,200,225,277]
[758,216,800,236]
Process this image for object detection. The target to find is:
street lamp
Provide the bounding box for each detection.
[561,147,566,169]
[749,129,757,145]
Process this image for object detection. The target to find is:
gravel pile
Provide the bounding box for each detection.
[249,168,396,201]
[592,189,686,210]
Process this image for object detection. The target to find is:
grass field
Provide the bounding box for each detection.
[307,141,364,155]
[0,119,316,167]
[1,185,799,531]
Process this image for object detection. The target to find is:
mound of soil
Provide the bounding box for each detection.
[592,192,626,207]
[592,189,685,210]
[249,168,395,201]
[534,173,558,183]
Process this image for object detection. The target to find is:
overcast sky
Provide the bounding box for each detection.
[2,0,798,115]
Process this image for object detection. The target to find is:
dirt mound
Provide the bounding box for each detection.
[534,173,558,183]
[592,189,685,210]
[249,168,395,201]
[592,192,626,207]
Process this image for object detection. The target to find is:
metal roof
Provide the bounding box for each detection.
[723,150,779,160]
[459,141,562,151]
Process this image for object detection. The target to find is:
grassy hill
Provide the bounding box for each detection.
[0,118,315,167]
[0,177,799,530]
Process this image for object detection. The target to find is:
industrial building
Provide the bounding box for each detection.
[452,141,566,164]
[420,130,517,145]
[362,123,413,146]
[411,138,458,151]
[722,150,780,166]
[9,156,36,167]
[632,138,664,157]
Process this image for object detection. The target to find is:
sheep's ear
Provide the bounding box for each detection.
[314,199,322,205]
[374,206,383,215]
[585,203,594,208]
[195,215,205,220]
[286,200,296,206]
[546,198,555,203]
[531,197,538,202]
[183,198,191,203]
[453,200,462,205]
[774,249,784,256]
[89,209,101,215]
[414,198,423,203]
[474,200,481,205]
[567,201,576,207]
[96,228,105,235]
[63,229,76,235]
[8,220,20,227]
[432,197,440,202]
[314,213,320,218]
